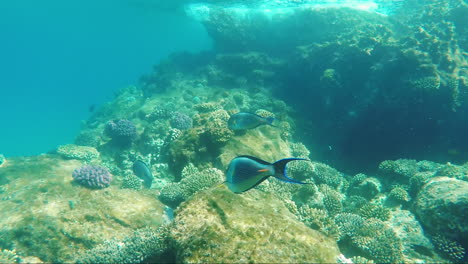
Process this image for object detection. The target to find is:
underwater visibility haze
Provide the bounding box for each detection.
[1,0,468,263]
[0,0,211,157]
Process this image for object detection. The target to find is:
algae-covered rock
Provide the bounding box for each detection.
[414,177,468,246]
[389,209,445,263]
[171,187,340,263]
[0,155,165,263]
[217,126,290,168]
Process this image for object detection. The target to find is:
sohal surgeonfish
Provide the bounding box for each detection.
[228,112,275,130]
[226,155,308,193]
[132,160,153,188]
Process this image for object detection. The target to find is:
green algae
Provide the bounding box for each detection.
[171,187,341,263]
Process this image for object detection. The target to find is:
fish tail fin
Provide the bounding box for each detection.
[273,158,308,184]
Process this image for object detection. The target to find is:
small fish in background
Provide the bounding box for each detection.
[226,155,308,193]
[88,104,96,113]
[227,112,275,130]
[447,148,460,156]
[132,160,153,188]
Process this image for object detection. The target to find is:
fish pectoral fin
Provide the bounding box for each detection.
[217,181,227,188]
[257,169,269,172]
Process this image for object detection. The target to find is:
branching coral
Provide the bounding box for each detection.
[0,249,19,263]
[359,204,390,221]
[289,142,311,158]
[158,165,224,208]
[296,205,339,239]
[352,219,404,263]
[310,162,343,188]
[388,186,410,203]
[291,180,317,207]
[286,160,315,181]
[76,227,170,263]
[194,102,222,113]
[121,174,143,190]
[334,213,365,241]
[342,195,368,214]
[347,176,381,200]
[323,191,342,217]
[432,235,466,262]
[378,159,418,180]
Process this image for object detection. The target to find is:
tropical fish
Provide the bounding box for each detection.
[226,155,308,193]
[132,160,153,188]
[227,112,275,130]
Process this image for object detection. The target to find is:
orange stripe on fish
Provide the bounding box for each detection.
[258,169,268,172]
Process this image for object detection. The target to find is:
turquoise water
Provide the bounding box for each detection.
[1,0,467,263]
[0,0,211,157]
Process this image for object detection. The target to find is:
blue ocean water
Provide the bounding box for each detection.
[0,0,211,157]
[1,1,468,263]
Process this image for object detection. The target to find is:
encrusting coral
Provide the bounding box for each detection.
[56,144,99,163]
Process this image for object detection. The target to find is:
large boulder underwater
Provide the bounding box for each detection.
[171,187,340,263]
[414,177,468,250]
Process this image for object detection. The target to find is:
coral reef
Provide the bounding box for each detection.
[289,142,310,158]
[342,218,404,263]
[0,154,5,167]
[310,162,343,189]
[56,144,99,162]
[121,174,143,190]
[431,235,466,262]
[378,159,419,182]
[171,187,341,263]
[0,156,165,263]
[348,175,382,200]
[158,165,224,208]
[74,130,102,147]
[104,119,137,147]
[8,3,466,263]
[196,1,468,170]
[76,227,170,263]
[359,203,391,221]
[169,112,193,130]
[388,186,410,203]
[0,249,19,263]
[72,165,112,189]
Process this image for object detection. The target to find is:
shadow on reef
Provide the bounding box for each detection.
[194,1,468,173]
